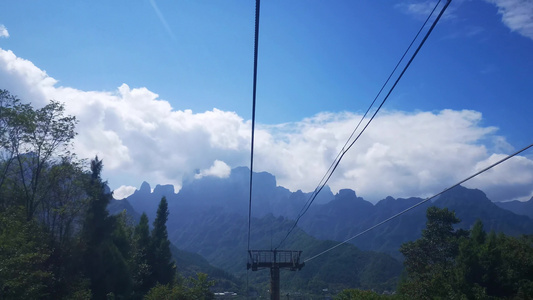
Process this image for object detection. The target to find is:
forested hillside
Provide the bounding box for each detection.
[0,90,215,299]
[398,207,533,299]
[339,207,533,299]
[167,211,403,294]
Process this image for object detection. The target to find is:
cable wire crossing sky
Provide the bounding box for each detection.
[0,0,532,203]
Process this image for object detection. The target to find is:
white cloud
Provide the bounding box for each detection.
[255,110,500,201]
[0,49,54,107]
[486,0,533,40]
[465,154,533,201]
[1,47,533,203]
[403,1,439,16]
[400,0,533,41]
[0,25,8,38]
[194,160,231,179]
[114,185,138,199]
[396,1,457,20]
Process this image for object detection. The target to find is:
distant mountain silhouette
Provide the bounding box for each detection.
[125,181,172,220]
[435,186,533,234]
[125,166,334,221]
[299,185,533,259]
[495,196,533,219]
[108,197,141,223]
[121,166,533,264]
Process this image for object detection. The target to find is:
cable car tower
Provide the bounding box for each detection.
[247,249,304,300]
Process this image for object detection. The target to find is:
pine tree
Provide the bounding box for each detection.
[150,197,176,285]
[81,157,132,299]
[132,213,154,298]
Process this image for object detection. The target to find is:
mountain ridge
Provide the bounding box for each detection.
[119,166,533,262]
[495,196,533,219]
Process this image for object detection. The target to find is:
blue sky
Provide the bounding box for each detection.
[1,0,532,202]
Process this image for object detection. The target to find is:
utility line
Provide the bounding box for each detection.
[276,0,450,249]
[304,142,533,263]
[293,0,442,231]
[246,1,260,297]
[247,0,261,253]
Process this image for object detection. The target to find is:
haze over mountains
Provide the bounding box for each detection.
[112,167,533,265]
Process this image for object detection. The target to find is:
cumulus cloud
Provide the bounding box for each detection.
[464,154,533,201]
[0,49,54,107]
[1,47,532,203]
[0,25,8,38]
[486,0,533,40]
[256,110,496,200]
[114,185,138,199]
[194,160,231,179]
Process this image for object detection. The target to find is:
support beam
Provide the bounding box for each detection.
[247,250,304,299]
[270,264,280,300]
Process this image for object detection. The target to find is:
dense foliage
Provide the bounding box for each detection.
[337,207,533,299]
[0,90,214,299]
[164,209,404,296]
[397,206,533,299]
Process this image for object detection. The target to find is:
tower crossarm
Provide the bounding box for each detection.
[247,250,305,271]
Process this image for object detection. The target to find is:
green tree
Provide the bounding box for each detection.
[0,206,52,299]
[132,213,154,299]
[81,156,113,251]
[399,207,533,299]
[398,207,464,299]
[144,283,186,300]
[81,157,132,299]
[455,229,533,298]
[0,91,91,299]
[185,273,215,300]
[144,273,214,300]
[150,197,176,285]
[0,90,33,202]
[453,220,489,298]
[41,158,88,245]
[113,210,134,261]
[12,101,77,220]
[335,289,403,300]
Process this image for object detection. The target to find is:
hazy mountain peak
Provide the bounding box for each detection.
[376,196,396,206]
[336,188,357,199]
[153,184,175,197]
[442,185,488,202]
[495,195,533,219]
[230,166,249,175]
[139,181,151,193]
[230,166,277,187]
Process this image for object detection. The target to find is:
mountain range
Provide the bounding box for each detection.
[109,166,533,293]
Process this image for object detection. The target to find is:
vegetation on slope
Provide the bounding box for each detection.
[337,206,533,299]
[0,90,214,299]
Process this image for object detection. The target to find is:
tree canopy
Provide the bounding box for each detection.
[0,90,214,299]
[398,206,533,299]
